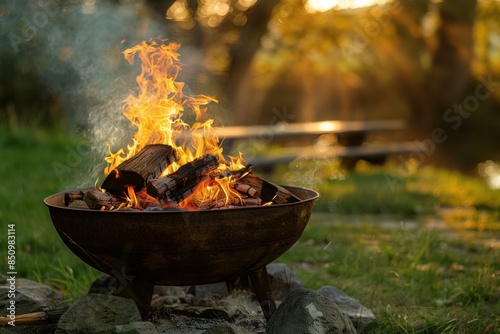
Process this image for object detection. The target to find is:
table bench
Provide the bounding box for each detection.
[209,119,419,171]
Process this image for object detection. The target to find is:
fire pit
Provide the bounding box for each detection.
[45,186,317,320]
[44,39,320,321]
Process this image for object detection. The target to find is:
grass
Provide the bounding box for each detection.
[277,215,500,333]
[1,126,499,332]
[0,125,101,302]
[272,158,500,216]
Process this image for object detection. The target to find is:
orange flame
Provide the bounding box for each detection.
[104,40,246,209]
[105,41,220,175]
[126,185,139,208]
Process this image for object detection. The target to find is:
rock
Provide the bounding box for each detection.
[266,263,303,301]
[0,275,64,334]
[267,287,357,334]
[317,286,377,329]
[115,321,160,333]
[88,273,118,294]
[202,323,249,334]
[0,275,64,312]
[56,293,141,333]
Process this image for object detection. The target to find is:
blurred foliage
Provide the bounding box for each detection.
[1,0,500,168]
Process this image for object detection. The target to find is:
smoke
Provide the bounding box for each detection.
[1,0,178,187]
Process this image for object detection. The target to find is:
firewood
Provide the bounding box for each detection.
[192,191,242,209]
[64,191,84,206]
[232,164,252,178]
[238,173,299,204]
[132,188,161,209]
[161,176,208,204]
[260,181,281,203]
[116,207,140,212]
[215,194,243,207]
[83,190,125,210]
[238,173,264,195]
[273,183,299,204]
[232,182,257,197]
[244,197,262,206]
[0,308,67,326]
[147,154,219,199]
[102,144,178,195]
[211,164,252,180]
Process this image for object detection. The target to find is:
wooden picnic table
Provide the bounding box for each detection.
[193,119,417,171]
[212,119,406,147]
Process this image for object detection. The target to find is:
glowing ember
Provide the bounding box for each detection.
[102,40,247,210]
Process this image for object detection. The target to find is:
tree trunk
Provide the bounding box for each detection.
[391,0,477,136]
[429,0,477,107]
[227,0,281,125]
[428,0,479,169]
[389,0,433,136]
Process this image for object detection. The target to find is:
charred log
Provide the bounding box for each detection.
[83,190,125,210]
[102,144,178,195]
[64,191,84,206]
[147,154,219,200]
[161,176,208,204]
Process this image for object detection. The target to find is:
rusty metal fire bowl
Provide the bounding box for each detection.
[44,185,319,320]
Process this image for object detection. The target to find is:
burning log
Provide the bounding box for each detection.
[147,154,219,201]
[195,194,243,210]
[102,144,178,195]
[162,176,208,204]
[211,164,252,180]
[83,190,125,210]
[134,189,161,210]
[79,151,294,211]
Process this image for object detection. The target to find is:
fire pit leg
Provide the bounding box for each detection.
[116,277,155,320]
[248,266,276,321]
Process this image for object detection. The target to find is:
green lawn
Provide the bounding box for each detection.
[278,214,499,333]
[0,126,100,301]
[1,127,499,332]
[272,159,500,217]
